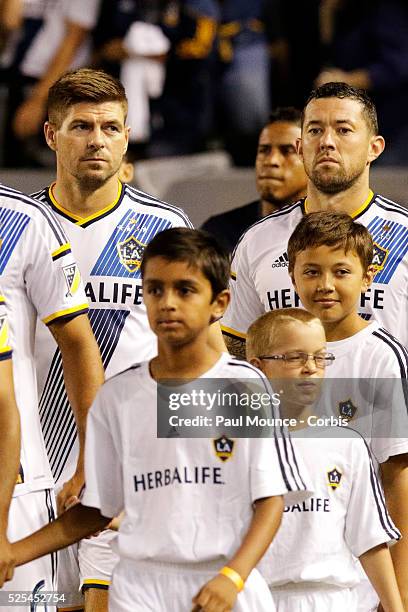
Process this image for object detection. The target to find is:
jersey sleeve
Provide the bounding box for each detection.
[370,342,408,463]
[249,428,313,506]
[0,295,12,361]
[221,236,265,339]
[81,387,124,518]
[345,437,401,557]
[23,214,88,325]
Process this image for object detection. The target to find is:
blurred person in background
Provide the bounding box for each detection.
[147,0,219,158]
[4,0,101,167]
[215,0,285,166]
[201,107,307,252]
[316,0,408,166]
[93,0,170,161]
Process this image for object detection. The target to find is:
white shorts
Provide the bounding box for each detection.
[0,489,57,612]
[110,559,276,612]
[270,582,359,612]
[353,579,379,612]
[57,530,119,610]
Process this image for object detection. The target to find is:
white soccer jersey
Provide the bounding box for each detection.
[33,181,193,485]
[323,321,408,464]
[222,191,408,346]
[258,428,400,588]
[82,353,311,564]
[0,294,12,362]
[0,183,88,497]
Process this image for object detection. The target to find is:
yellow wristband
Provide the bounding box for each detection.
[219,566,245,592]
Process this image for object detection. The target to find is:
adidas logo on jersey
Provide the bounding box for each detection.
[271,252,289,268]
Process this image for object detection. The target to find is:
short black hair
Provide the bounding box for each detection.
[302,82,378,134]
[268,107,302,127]
[141,228,230,300]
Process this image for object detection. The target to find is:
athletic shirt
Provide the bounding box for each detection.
[0,293,12,361]
[33,181,193,486]
[259,427,400,588]
[0,184,88,497]
[221,191,408,346]
[324,321,408,465]
[81,353,311,564]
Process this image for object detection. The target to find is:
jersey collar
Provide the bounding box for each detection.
[303,189,374,219]
[47,180,124,227]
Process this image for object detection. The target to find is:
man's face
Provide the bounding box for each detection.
[299,97,383,194]
[255,122,307,207]
[45,101,129,188]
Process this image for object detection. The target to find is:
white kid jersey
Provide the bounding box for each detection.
[33,181,193,485]
[222,192,408,346]
[0,294,12,361]
[259,428,400,588]
[82,353,311,564]
[323,321,408,465]
[0,183,88,497]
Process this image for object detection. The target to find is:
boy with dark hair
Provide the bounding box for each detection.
[288,211,408,611]
[12,228,310,612]
[246,308,404,612]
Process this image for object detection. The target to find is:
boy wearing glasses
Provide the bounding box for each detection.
[247,308,404,612]
[287,211,408,611]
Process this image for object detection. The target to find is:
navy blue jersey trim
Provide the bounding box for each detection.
[373,329,408,378]
[125,185,193,228]
[230,200,303,260]
[1,185,66,244]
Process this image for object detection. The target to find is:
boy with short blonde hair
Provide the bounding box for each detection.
[247,308,404,612]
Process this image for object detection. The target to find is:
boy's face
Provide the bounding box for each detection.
[291,245,374,328]
[143,257,229,346]
[251,320,326,408]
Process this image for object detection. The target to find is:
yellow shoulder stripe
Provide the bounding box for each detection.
[221,325,247,340]
[42,303,89,326]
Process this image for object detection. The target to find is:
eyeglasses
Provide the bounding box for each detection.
[258,351,335,368]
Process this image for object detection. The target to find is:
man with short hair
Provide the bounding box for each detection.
[33,67,195,612]
[222,82,407,355]
[221,81,408,610]
[201,107,307,253]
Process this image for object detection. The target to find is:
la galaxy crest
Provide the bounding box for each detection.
[213,436,234,462]
[338,399,357,421]
[117,235,147,273]
[327,467,342,491]
[372,242,389,273]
